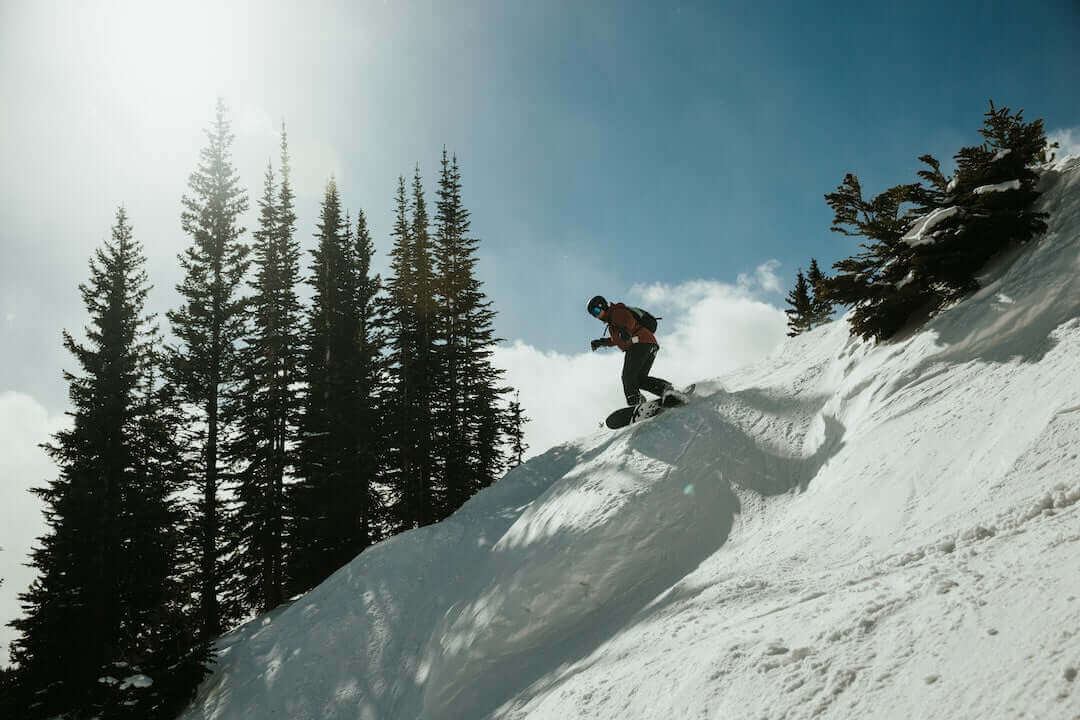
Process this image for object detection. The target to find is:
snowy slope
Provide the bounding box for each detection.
[179,161,1080,720]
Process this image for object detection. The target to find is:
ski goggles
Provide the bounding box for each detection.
[590,305,603,316]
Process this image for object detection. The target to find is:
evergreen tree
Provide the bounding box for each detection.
[166,99,250,641]
[227,124,303,613]
[469,360,510,491]
[823,175,922,340]
[432,151,508,508]
[432,150,472,516]
[806,258,833,327]
[409,167,441,523]
[384,170,441,530]
[384,154,510,528]
[290,178,348,592]
[288,182,385,592]
[914,102,1051,296]
[350,209,390,547]
[505,391,530,468]
[784,269,814,337]
[0,664,15,719]
[9,208,202,719]
[115,368,208,718]
[383,178,419,531]
[824,101,1052,341]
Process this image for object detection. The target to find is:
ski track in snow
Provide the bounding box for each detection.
[179,160,1080,720]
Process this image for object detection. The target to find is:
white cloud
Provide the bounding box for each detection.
[738,258,785,296]
[1048,127,1080,167]
[495,261,789,460]
[0,392,69,664]
[494,343,627,458]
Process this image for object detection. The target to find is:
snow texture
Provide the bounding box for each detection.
[178,163,1080,720]
[902,206,959,246]
[974,179,1021,194]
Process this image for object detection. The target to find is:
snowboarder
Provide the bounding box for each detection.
[587,295,686,421]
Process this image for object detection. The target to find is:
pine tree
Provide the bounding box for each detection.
[9,208,202,719]
[115,368,207,718]
[469,360,510,492]
[290,178,348,592]
[0,664,15,718]
[784,269,814,337]
[915,101,1051,296]
[409,167,441,524]
[349,209,389,547]
[288,181,385,592]
[806,258,833,327]
[823,175,922,340]
[824,101,1052,341]
[432,151,509,512]
[505,391,530,468]
[432,150,472,516]
[384,177,419,531]
[227,124,303,613]
[384,170,441,530]
[166,99,250,641]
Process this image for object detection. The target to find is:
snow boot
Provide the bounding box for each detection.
[662,385,688,406]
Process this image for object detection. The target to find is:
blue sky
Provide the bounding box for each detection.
[2,0,1078,387]
[331,0,1080,352]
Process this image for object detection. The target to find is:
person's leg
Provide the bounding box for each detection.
[636,345,673,397]
[621,345,653,405]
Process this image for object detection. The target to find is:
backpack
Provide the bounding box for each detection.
[626,306,660,333]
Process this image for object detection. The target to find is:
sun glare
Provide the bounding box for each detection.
[85,0,251,128]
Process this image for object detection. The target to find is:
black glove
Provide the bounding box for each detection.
[617,327,631,342]
[590,338,607,352]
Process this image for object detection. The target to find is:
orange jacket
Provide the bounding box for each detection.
[604,303,658,351]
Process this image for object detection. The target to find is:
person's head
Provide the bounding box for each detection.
[587,295,609,320]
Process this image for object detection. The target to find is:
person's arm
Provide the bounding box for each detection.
[591,337,613,351]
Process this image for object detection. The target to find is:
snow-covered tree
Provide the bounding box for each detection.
[824,101,1052,341]
[914,102,1051,296]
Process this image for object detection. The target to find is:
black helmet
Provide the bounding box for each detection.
[587,295,609,318]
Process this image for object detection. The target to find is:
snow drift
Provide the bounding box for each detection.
[179,160,1080,720]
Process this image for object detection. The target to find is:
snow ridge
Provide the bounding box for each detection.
[179,161,1080,720]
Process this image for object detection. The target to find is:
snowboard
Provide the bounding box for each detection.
[605,384,696,429]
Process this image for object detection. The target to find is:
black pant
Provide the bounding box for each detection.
[622,343,670,405]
